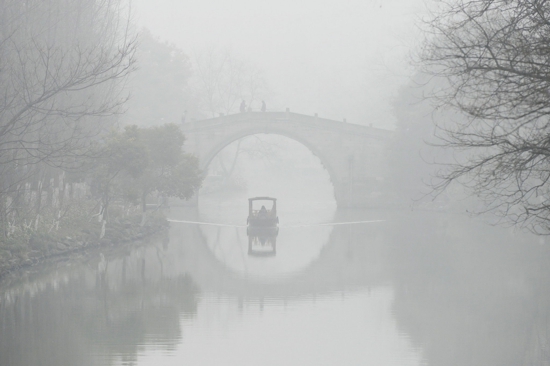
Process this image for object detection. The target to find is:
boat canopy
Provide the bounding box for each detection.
[249,197,277,213]
[248,197,277,202]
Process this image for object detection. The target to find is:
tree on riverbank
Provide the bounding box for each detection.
[89,126,148,226]
[135,124,202,209]
[0,0,136,238]
[420,0,550,233]
[90,124,202,228]
[0,2,205,267]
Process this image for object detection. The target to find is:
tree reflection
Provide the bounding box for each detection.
[0,240,200,366]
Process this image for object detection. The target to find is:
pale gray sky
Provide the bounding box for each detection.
[131,0,425,129]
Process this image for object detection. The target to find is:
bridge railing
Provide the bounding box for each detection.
[182,111,392,139]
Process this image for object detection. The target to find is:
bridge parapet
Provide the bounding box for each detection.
[184,112,391,139]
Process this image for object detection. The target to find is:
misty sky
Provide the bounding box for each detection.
[132,0,426,129]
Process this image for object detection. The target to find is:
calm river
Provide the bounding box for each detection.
[1,198,550,365]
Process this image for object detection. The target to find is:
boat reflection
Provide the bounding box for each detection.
[247,226,279,257]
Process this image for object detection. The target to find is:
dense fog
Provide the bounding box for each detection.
[2,0,550,365]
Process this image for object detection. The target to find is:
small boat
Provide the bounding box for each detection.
[247,197,278,257]
[247,197,279,228]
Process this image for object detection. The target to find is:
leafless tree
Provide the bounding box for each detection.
[420,0,550,233]
[0,0,136,236]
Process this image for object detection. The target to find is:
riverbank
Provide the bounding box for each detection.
[0,211,169,279]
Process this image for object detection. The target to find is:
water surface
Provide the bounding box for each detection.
[1,206,549,365]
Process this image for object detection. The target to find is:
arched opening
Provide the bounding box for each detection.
[198,133,337,224]
[196,133,337,279]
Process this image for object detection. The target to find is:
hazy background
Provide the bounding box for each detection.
[131,0,425,128]
[4,1,550,365]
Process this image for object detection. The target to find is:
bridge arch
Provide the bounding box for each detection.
[182,111,392,207]
[201,127,340,194]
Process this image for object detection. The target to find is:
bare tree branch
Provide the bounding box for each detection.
[420,0,550,233]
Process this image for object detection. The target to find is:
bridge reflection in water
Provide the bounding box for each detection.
[173,208,387,298]
[1,209,550,365]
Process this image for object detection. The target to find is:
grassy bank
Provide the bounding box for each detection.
[0,200,169,279]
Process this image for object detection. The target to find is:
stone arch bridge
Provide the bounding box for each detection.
[182,111,393,207]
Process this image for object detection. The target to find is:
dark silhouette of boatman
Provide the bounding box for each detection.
[261,100,266,112]
[240,100,246,113]
[259,205,267,217]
